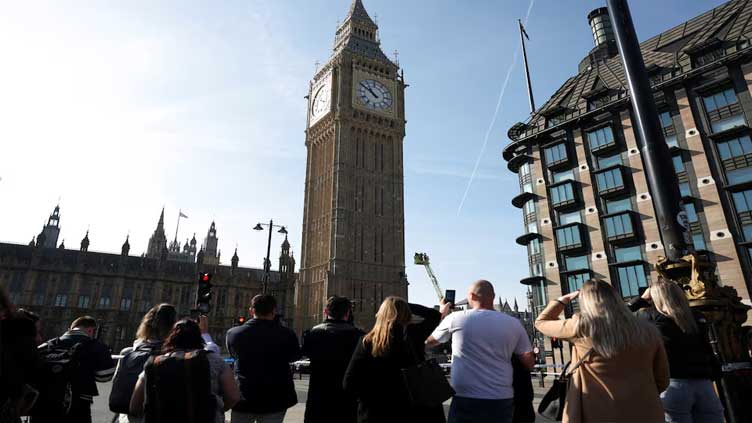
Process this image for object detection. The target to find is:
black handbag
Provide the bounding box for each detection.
[400,335,455,407]
[537,349,592,422]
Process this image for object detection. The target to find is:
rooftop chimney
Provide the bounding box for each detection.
[588,7,615,48]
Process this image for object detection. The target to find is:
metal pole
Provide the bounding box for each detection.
[519,20,536,114]
[263,219,273,294]
[606,0,688,261]
[174,211,182,245]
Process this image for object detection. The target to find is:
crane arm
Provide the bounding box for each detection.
[423,262,444,301]
[414,252,444,301]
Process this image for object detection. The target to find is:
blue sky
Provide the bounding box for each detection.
[0,0,726,309]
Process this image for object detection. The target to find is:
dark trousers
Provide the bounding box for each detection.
[31,398,92,423]
[447,397,514,423]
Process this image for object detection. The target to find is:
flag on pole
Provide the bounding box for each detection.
[519,20,530,40]
[179,211,188,219]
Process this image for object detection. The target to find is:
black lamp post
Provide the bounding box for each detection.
[253,220,287,294]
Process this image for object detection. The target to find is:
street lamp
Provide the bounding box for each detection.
[253,220,288,294]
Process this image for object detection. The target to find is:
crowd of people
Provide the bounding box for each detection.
[0,276,726,423]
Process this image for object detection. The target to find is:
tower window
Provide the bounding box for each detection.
[543,143,568,167]
[54,294,68,307]
[659,111,679,148]
[732,189,752,241]
[616,264,648,298]
[566,272,589,293]
[613,245,642,262]
[564,255,589,271]
[120,298,132,311]
[595,167,626,195]
[555,224,584,251]
[604,197,633,214]
[702,88,745,133]
[551,169,575,183]
[586,126,616,152]
[549,181,576,208]
[716,135,752,185]
[77,295,91,309]
[596,153,622,169]
[604,212,636,241]
[557,210,582,226]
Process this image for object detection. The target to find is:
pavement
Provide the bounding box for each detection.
[92,374,554,422]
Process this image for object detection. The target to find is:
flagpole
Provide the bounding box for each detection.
[174,210,182,244]
[519,19,536,114]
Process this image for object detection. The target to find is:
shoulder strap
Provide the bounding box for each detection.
[565,348,593,377]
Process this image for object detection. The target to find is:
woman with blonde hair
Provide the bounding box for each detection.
[111,303,178,422]
[344,296,441,423]
[629,277,724,422]
[535,279,669,422]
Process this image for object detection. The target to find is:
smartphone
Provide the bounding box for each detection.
[444,289,456,305]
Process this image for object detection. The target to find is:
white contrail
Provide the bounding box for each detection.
[457,0,536,216]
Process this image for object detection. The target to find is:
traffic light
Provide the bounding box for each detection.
[235,316,247,326]
[196,272,213,313]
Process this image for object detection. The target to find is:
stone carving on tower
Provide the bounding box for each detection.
[296,0,407,333]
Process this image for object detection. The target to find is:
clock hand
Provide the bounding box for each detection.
[360,82,379,99]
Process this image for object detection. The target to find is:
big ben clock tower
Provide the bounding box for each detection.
[296,0,407,333]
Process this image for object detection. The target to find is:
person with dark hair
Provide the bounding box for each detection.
[301,296,364,423]
[33,315,116,423]
[1,285,41,423]
[129,319,240,423]
[226,294,301,423]
[17,308,43,345]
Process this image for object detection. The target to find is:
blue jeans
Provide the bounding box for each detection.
[660,378,724,423]
[447,396,514,423]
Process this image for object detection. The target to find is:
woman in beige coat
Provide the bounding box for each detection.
[535,279,669,423]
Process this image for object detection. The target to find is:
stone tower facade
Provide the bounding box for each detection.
[202,222,219,265]
[37,205,61,249]
[146,208,168,259]
[296,0,407,333]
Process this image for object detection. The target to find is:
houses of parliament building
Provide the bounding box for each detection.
[0,205,297,352]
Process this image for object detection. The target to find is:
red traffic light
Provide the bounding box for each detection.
[238,316,246,323]
[201,273,210,282]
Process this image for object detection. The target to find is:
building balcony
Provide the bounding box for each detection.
[554,222,588,253]
[516,232,543,246]
[603,210,639,244]
[520,275,545,286]
[511,191,537,209]
[507,154,533,173]
[593,165,628,198]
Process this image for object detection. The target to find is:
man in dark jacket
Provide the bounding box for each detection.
[33,316,116,423]
[227,294,301,423]
[301,296,364,423]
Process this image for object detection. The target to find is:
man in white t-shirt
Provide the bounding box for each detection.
[426,280,534,423]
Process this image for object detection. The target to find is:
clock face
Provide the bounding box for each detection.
[357,79,393,111]
[311,83,331,119]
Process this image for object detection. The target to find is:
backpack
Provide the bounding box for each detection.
[29,337,92,418]
[109,342,161,414]
[144,349,214,423]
